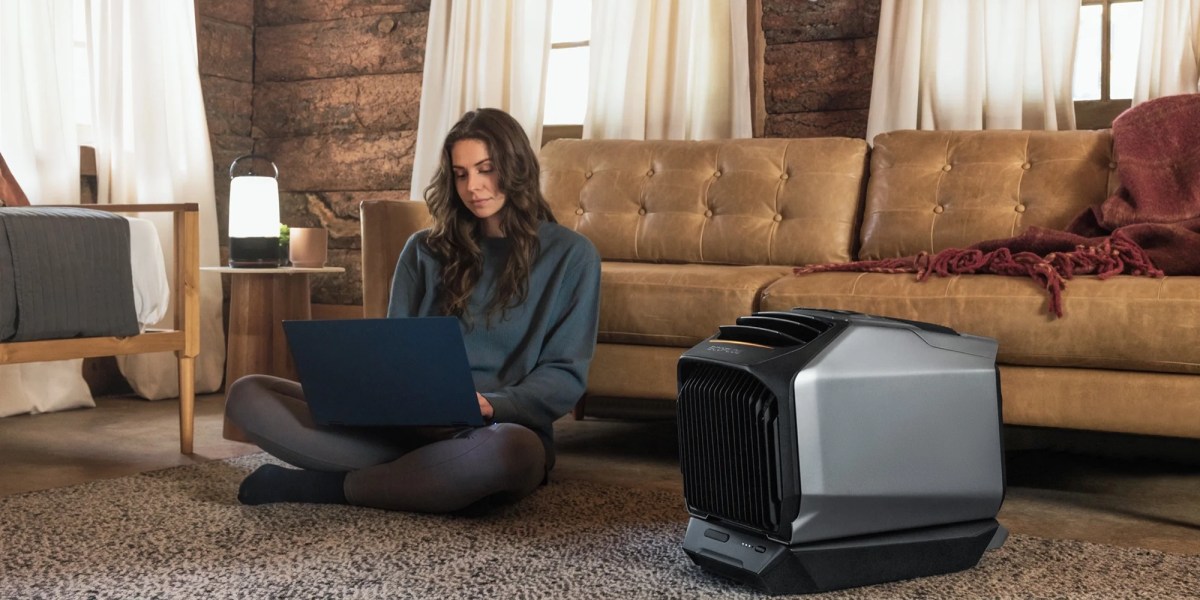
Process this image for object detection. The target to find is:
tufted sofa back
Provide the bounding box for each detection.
[539,138,870,266]
[860,130,1120,260]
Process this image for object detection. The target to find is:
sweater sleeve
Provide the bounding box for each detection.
[386,232,429,319]
[482,242,601,431]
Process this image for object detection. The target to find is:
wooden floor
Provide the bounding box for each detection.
[1,393,1198,556]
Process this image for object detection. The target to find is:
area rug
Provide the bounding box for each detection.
[1,454,1196,599]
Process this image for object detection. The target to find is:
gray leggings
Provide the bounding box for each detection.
[225,374,547,513]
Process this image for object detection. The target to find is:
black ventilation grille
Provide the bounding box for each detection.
[678,362,781,533]
[716,311,831,347]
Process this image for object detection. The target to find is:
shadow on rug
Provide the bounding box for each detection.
[1,453,1196,599]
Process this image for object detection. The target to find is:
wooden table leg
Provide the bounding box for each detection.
[222,272,313,442]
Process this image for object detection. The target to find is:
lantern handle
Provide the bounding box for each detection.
[229,154,279,179]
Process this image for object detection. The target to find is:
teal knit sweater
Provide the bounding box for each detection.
[387,221,601,464]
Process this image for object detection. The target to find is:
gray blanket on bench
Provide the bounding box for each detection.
[0,207,139,342]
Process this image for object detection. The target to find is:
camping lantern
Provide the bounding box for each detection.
[228,154,281,268]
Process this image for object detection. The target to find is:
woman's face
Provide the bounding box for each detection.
[451,138,506,237]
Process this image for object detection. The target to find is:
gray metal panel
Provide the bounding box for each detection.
[788,325,1004,544]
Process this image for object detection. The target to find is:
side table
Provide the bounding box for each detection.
[203,265,345,441]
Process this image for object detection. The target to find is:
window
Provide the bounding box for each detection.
[1073,0,1143,129]
[72,0,94,146]
[542,0,591,142]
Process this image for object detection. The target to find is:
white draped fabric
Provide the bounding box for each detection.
[585,0,752,140]
[1133,0,1200,104]
[0,0,94,416]
[0,0,79,205]
[89,0,225,400]
[0,0,224,414]
[410,0,552,200]
[867,0,1079,143]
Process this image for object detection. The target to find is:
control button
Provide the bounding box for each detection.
[704,528,730,542]
[942,164,953,172]
[754,545,767,553]
[933,205,944,214]
[1015,204,1026,213]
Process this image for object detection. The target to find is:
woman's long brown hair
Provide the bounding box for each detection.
[422,108,556,325]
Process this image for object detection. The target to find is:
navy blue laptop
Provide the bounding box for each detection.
[282,317,485,427]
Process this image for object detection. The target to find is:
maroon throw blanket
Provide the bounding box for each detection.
[796,93,1200,317]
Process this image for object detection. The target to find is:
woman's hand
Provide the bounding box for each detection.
[477,392,495,421]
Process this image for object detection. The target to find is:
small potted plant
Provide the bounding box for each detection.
[278,224,290,267]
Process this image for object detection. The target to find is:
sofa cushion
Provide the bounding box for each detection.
[598,262,793,347]
[541,138,868,266]
[762,272,1200,375]
[860,130,1119,259]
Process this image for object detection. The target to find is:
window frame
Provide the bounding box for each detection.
[542,6,590,143]
[540,2,765,142]
[1074,0,1141,130]
[541,34,588,142]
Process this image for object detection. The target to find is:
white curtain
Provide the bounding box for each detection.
[1133,0,1200,104]
[867,0,1079,143]
[0,0,94,416]
[89,0,225,400]
[0,0,79,204]
[410,0,552,200]
[585,0,752,140]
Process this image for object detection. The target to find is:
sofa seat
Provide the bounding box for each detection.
[599,262,793,347]
[762,272,1200,375]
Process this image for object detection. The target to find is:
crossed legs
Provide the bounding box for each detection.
[225,374,546,513]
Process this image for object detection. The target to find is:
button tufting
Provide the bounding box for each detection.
[942,164,952,172]
[638,207,647,215]
[704,209,713,218]
[585,171,593,179]
[575,208,584,215]
[780,173,789,180]
[1015,204,1026,213]
[773,214,783,222]
[1021,162,1031,170]
[646,169,655,177]
[933,205,945,214]
[713,171,722,178]
[1108,162,1117,170]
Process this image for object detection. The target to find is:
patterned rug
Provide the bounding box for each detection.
[2,453,1197,599]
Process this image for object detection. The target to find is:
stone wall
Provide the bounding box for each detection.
[253,0,429,306]
[196,0,255,260]
[760,0,880,139]
[195,0,427,307]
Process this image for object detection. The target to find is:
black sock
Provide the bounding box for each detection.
[237,464,348,505]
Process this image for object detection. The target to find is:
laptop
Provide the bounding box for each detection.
[282,317,486,427]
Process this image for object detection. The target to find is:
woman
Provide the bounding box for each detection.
[226,108,601,513]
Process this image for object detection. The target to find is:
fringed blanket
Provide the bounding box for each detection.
[796,93,1200,317]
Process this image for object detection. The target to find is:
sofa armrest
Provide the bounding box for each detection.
[360,199,432,318]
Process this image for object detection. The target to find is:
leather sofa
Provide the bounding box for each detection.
[360,130,1200,440]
